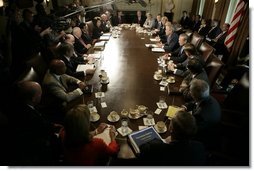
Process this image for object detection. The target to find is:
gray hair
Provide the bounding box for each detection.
[190,79,210,101]
[179,33,188,42]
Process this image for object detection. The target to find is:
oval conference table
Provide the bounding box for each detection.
[67,26,185,159]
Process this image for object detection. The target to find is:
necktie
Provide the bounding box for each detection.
[215,32,224,41]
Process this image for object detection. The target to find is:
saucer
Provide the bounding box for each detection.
[100,79,109,84]
[128,113,141,119]
[153,75,162,81]
[167,77,175,83]
[154,124,167,133]
[90,113,100,122]
[107,114,120,122]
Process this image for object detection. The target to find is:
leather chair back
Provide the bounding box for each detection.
[190,32,203,48]
[205,54,224,89]
[18,67,39,82]
[26,52,48,83]
[199,42,214,64]
[86,21,94,36]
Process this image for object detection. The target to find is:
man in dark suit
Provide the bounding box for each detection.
[192,15,201,32]
[132,10,146,27]
[57,43,95,78]
[180,11,191,29]
[112,11,125,26]
[198,19,211,37]
[158,25,179,53]
[179,58,209,101]
[165,33,188,63]
[206,19,222,40]
[183,79,221,149]
[139,111,206,166]
[73,27,92,56]
[11,81,62,165]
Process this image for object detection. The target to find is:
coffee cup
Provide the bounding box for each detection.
[110,111,118,121]
[138,105,147,113]
[157,121,166,132]
[130,108,138,118]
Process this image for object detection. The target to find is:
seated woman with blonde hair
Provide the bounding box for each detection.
[59,104,119,165]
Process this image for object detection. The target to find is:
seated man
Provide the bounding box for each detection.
[11,81,62,164]
[166,43,203,77]
[179,58,209,101]
[183,79,221,148]
[43,59,87,106]
[57,43,95,78]
[206,19,222,40]
[132,10,146,27]
[157,25,179,53]
[72,27,92,56]
[163,33,188,63]
[143,13,155,30]
[139,111,206,166]
[100,13,111,33]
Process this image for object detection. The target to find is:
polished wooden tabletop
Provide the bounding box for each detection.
[70,28,185,158]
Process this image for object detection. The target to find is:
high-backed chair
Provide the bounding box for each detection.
[18,67,39,83]
[26,52,48,83]
[185,29,193,42]
[205,54,224,89]
[199,42,215,64]
[86,20,94,36]
[190,32,203,48]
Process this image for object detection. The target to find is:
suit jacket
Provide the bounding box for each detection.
[192,20,201,32]
[163,32,179,53]
[198,25,210,37]
[60,56,85,78]
[139,139,206,166]
[81,32,93,45]
[153,20,162,30]
[11,103,55,164]
[100,21,110,33]
[133,15,146,27]
[180,16,191,29]
[170,46,188,63]
[112,16,125,26]
[207,26,222,39]
[92,26,103,39]
[74,37,89,56]
[43,71,82,103]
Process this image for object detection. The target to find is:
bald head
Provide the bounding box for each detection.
[17,81,42,106]
[101,14,108,21]
[64,34,75,45]
[49,59,66,75]
[72,27,82,38]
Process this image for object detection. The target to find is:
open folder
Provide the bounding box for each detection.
[76,64,95,72]
[151,47,165,53]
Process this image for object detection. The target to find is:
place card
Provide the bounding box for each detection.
[101,102,107,108]
[143,118,155,126]
[154,108,162,115]
[138,126,148,130]
[160,86,165,91]
[156,102,168,109]
[141,37,145,39]
[95,92,105,98]
[89,106,98,113]
[159,81,168,87]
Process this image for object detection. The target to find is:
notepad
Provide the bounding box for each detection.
[150,38,160,42]
[166,105,182,119]
[88,53,101,59]
[99,35,111,41]
[145,44,158,48]
[94,41,106,47]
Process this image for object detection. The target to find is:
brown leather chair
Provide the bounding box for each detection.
[190,32,203,48]
[205,54,224,89]
[199,41,214,64]
[18,67,39,82]
[185,29,193,42]
[86,20,94,36]
[26,52,48,83]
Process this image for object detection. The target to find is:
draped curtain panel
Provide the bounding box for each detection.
[213,0,230,27]
[227,2,249,66]
[191,0,199,16]
[202,0,214,19]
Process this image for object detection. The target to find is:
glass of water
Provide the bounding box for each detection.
[121,117,128,134]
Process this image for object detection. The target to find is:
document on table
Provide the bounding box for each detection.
[88,53,101,59]
[151,48,165,53]
[94,41,106,47]
[145,44,158,48]
[150,38,160,42]
[76,64,95,72]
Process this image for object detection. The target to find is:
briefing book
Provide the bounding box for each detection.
[128,126,163,154]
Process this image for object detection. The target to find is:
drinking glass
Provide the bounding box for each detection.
[121,118,128,134]
[87,100,94,111]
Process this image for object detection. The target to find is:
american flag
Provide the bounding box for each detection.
[224,0,247,51]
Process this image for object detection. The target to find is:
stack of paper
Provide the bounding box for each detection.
[151,48,165,53]
[150,38,160,42]
[99,35,111,41]
[88,53,101,59]
[76,64,95,72]
[145,44,158,48]
[94,41,106,48]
